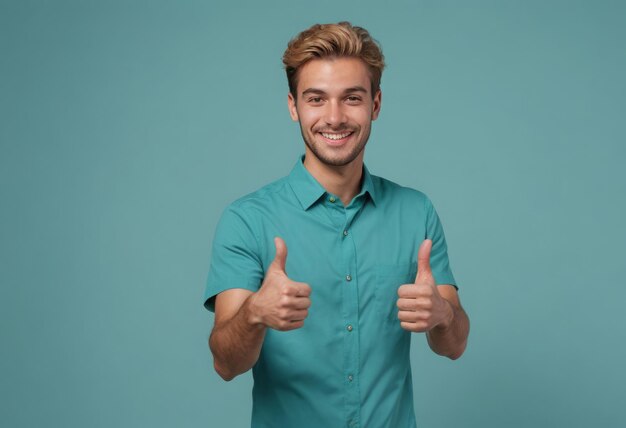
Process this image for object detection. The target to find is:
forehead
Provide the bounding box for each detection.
[296,57,372,95]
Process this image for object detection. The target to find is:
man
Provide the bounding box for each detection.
[204,22,469,428]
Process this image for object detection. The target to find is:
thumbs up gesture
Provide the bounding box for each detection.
[397,239,453,333]
[248,237,311,331]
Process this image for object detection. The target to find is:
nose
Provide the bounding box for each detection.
[323,100,347,128]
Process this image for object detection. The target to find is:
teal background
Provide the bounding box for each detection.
[2,1,625,427]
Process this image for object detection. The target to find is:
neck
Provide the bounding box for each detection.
[303,150,364,206]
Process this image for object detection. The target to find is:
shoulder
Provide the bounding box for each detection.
[226,175,292,216]
[370,173,433,209]
[212,177,291,247]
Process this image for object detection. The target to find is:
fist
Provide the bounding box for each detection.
[396,239,453,332]
[248,237,311,331]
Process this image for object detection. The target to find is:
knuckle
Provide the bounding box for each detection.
[400,321,416,332]
[399,299,415,311]
[398,311,414,322]
[397,285,410,297]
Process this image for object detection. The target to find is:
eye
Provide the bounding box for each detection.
[308,97,323,104]
[346,96,362,104]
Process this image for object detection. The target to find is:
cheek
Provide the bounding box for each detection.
[355,117,372,132]
[299,112,320,129]
[352,109,373,125]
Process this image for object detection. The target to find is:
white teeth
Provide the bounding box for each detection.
[321,132,352,140]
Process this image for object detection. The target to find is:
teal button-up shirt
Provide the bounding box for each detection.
[204,156,456,428]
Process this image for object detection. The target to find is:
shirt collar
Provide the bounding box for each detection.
[361,163,378,207]
[288,155,378,210]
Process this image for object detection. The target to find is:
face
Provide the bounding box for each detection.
[288,57,381,168]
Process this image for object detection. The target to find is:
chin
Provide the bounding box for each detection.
[314,148,364,167]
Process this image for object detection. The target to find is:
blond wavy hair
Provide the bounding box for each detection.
[282,22,385,99]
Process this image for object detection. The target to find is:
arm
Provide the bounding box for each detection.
[425,285,469,360]
[208,237,311,381]
[209,289,267,381]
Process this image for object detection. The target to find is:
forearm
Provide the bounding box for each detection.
[209,295,266,381]
[426,300,469,360]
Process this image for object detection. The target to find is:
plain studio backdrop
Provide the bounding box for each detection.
[1,1,625,427]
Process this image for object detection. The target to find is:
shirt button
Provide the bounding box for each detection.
[329,196,336,203]
[343,230,348,236]
[346,275,352,282]
[347,325,353,332]
[347,374,353,382]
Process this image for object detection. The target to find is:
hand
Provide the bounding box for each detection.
[248,237,311,331]
[396,239,453,333]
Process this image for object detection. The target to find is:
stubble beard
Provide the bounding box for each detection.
[299,123,371,167]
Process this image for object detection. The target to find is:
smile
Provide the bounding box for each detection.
[319,131,353,141]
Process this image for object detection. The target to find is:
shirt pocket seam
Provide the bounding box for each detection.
[374,262,417,322]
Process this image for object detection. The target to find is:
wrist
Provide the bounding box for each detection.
[436,299,455,331]
[244,293,264,326]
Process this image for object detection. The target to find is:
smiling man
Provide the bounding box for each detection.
[204,22,469,428]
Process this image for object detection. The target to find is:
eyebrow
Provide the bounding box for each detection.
[301,86,369,97]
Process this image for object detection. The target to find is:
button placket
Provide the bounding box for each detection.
[341,203,361,427]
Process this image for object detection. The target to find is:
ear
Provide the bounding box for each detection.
[287,93,299,122]
[371,90,382,121]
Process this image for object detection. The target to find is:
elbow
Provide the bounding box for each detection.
[447,351,463,361]
[213,360,236,382]
[209,343,236,381]
[447,340,467,361]
[209,335,236,381]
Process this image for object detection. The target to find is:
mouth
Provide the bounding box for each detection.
[318,131,354,145]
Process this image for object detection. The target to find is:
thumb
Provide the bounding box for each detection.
[270,236,288,273]
[415,239,433,283]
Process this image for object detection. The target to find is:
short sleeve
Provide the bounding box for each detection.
[424,196,457,289]
[203,206,264,312]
